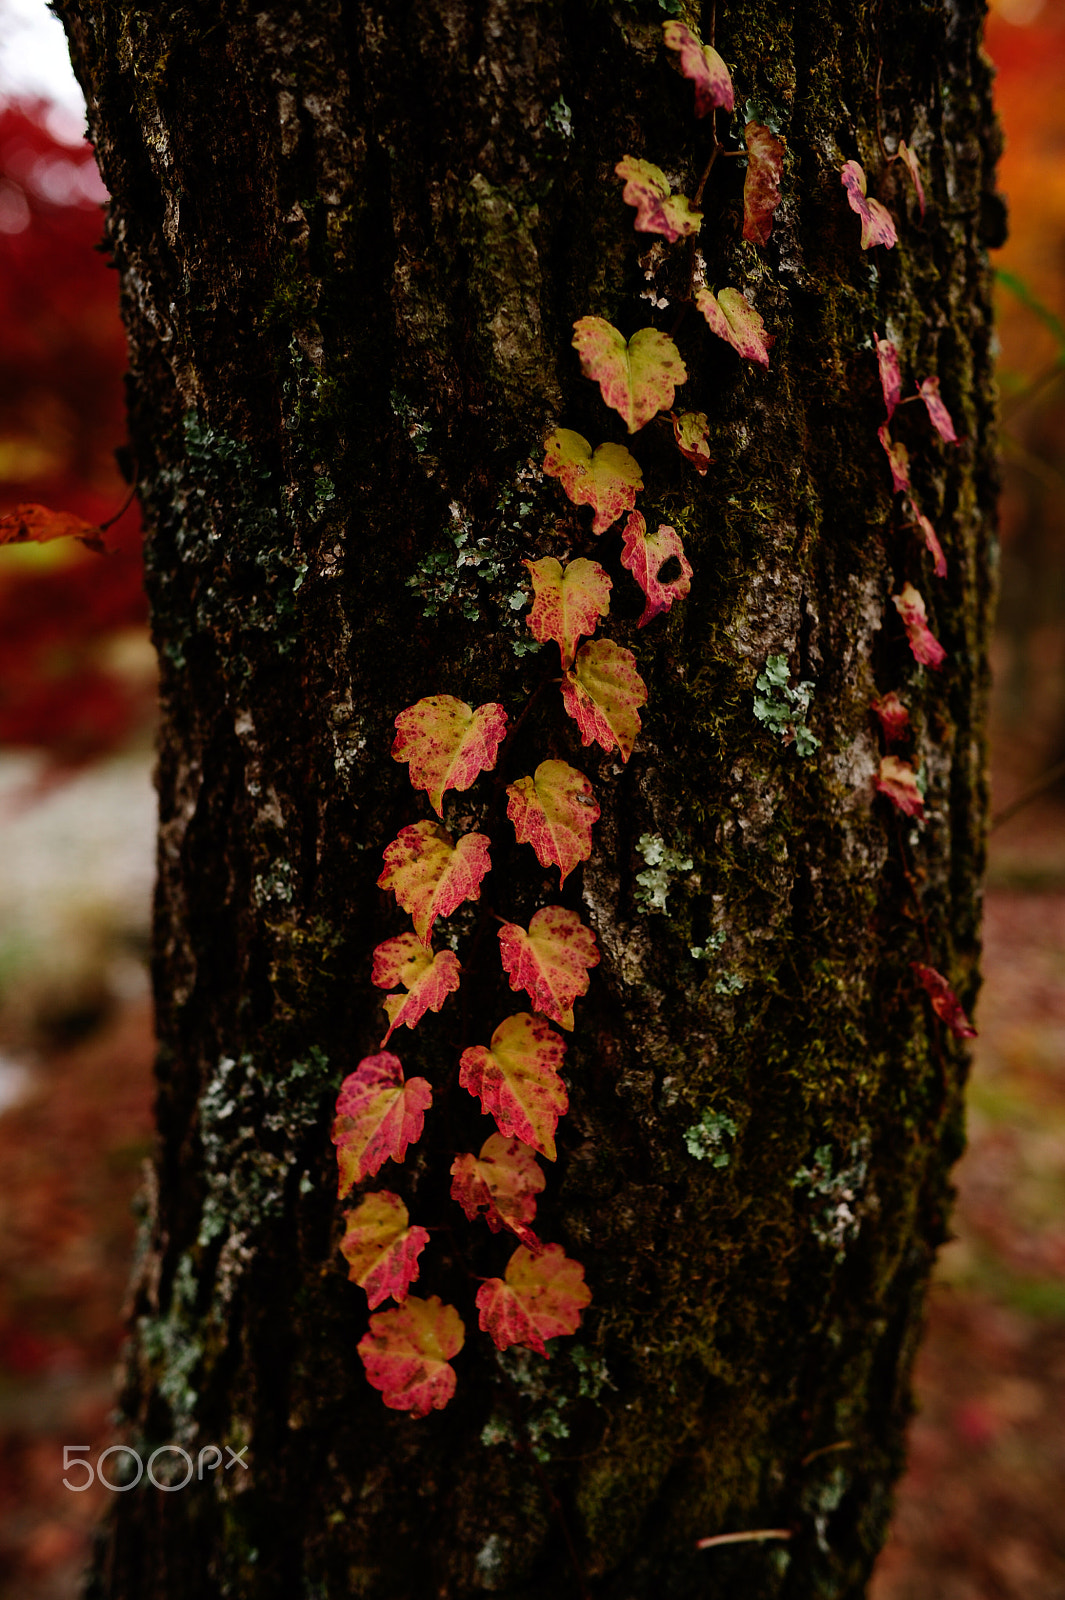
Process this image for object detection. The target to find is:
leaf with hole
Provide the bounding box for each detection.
[543,428,644,534]
[357,1295,465,1417]
[392,695,507,816]
[614,155,702,242]
[378,821,491,945]
[917,377,958,444]
[572,318,687,433]
[370,933,462,1045]
[620,512,693,627]
[560,637,647,761]
[332,1053,433,1197]
[695,287,772,368]
[524,556,611,669]
[912,963,977,1038]
[459,1012,568,1160]
[893,583,946,669]
[340,1191,430,1308]
[670,410,711,474]
[875,755,924,819]
[841,160,897,250]
[498,905,600,1031]
[743,122,785,246]
[662,20,735,115]
[475,1243,591,1356]
[450,1134,545,1248]
[506,759,600,886]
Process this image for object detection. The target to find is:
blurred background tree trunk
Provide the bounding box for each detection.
[55,2,999,1596]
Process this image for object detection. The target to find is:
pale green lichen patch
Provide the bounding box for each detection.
[753,653,821,755]
[635,832,693,913]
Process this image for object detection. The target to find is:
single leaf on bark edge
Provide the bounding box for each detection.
[871,691,911,743]
[911,962,977,1038]
[916,376,958,444]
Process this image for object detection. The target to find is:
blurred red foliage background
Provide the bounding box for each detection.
[0,3,1063,1596]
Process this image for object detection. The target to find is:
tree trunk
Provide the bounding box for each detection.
[57,2,1001,1596]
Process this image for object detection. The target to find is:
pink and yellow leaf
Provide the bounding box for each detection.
[340,1190,430,1308]
[524,556,611,669]
[743,122,785,246]
[450,1133,545,1248]
[572,317,686,433]
[614,155,702,243]
[893,583,947,669]
[357,1295,465,1417]
[475,1244,591,1356]
[841,160,898,250]
[560,637,647,761]
[542,429,643,534]
[662,20,735,115]
[695,287,772,368]
[392,695,507,816]
[378,821,491,945]
[875,756,924,819]
[498,905,600,1031]
[458,1013,568,1161]
[506,759,600,886]
[619,513,693,627]
[332,1053,433,1196]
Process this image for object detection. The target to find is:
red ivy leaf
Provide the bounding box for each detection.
[743,122,786,246]
[893,583,947,670]
[907,499,947,579]
[506,759,600,887]
[670,410,711,474]
[840,160,898,250]
[392,695,507,817]
[871,691,911,743]
[524,556,611,670]
[332,1053,433,1197]
[572,317,687,434]
[695,287,772,368]
[475,1243,591,1356]
[378,821,491,945]
[450,1133,545,1249]
[0,503,105,553]
[560,637,648,762]
[614,155,702,242]
[917,376,958,444]
[875,755,924,819]
[662,20,735,116]
[543,428,643,534]
[911,962,977,1038]
[370,933,461,1045]
[498,905,600,1032]
[898,140,926,217]
[876,336,903,420]
[357,1295,465,1417]
[459,1012,568,1161]
[877,424,911,493]
[619,512,693,627]
[340,1190,430,1308]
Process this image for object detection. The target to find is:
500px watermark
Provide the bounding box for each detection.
[62,1444,248,1492]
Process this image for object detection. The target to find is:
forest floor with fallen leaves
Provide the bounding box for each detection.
[0,769,1062,1599]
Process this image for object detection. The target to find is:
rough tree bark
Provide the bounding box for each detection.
[56,2,1001,1596]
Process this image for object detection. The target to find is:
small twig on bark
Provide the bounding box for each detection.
[696,1528,793,1550]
